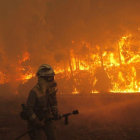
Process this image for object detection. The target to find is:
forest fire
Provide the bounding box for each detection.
[16,52,35,84]
[55,33,140,94]
[0,33,140,94]
[0,52,35,85]
[1,1,140,140]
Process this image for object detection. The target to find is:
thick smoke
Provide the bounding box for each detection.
[0,0,140,63]
[0,0,50,93]
[45,0,140,49]
[0,0,140,93]
[44,0,140,93]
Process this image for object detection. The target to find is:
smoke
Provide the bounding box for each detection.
[0,1,51,82]
[45,0,140,49]
[0,0,140,93]
[58,94,140,129]
[0,0,51,93]
[43,0,140,93]
[0,0,139,63]
[0,0,139,66]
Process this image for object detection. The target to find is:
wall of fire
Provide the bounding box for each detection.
[0,0,140,94]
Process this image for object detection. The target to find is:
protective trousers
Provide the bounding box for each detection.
[28,120,57,140]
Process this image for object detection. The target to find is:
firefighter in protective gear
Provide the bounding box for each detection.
[25,64,59,140]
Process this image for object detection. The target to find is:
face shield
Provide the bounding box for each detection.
[41,76,54,82]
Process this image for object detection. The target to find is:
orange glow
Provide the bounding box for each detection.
[19,52,30,64]
[71,41,75,44]
[0,71,9,84]
[55,34,140,93]
[1,34,140,94]
[16,52,35,84]
[15,91,18,95]
[91,90,99,93]
[72,88,79,94]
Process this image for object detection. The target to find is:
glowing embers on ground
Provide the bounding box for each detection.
[91,90,99,93]
[72,87,79,94]
[71,88,99,94]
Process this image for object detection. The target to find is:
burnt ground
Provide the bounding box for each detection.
[0,93,140,140]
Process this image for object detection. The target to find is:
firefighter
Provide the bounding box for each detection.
[25,64,59,140]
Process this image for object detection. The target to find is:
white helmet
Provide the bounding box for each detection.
[36,64,55,77]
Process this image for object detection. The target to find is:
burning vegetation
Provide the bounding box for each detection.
[0,33,140,94]
[54,33,140,94]
[0,0,140,94]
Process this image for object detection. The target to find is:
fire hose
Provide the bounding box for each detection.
[14,110,79,140]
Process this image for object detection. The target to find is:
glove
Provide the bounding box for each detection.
[51,107,59,115]
[53,114,62,120]
[51,107,60,120]
[50,81,57,88]
[32,117,44,128]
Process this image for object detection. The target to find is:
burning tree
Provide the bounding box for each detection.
[0,0,140,94]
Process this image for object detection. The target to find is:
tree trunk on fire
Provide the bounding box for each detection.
[78,56,80,70]
[75,55,80,70]
[75,54,77,70]
[64,61,67,78]
[67,49,73,77]
[118,45,122,65]
[100,46,104,69]
[88,45,90,70]
[67,49,76,92]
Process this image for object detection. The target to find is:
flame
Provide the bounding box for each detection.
[91,90,99,93]
[0,71,9,84]
[72,87,79,94]
[19,52,30,64]
[16,52,35,84]
[55,33,140,93]
[1,33,140,94]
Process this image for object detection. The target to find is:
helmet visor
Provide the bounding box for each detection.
[43,76,54,82]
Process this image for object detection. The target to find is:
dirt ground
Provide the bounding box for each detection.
[0,93,140,140]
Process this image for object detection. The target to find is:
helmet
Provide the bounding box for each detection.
[36,64,55,77]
